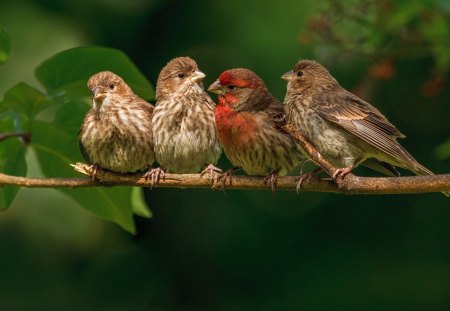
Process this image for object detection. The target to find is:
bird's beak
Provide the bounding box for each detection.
[191,70,206,83]
[91,87,105,100]
[207,80,224,95]
[281,70,294,81]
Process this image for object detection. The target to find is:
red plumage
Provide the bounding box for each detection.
[209,68,306,190]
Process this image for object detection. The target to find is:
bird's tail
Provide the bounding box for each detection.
[363,159,400,177]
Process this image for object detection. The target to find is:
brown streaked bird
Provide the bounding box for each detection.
[152,57,221,181]
[282,59,449,196]
[208,68,307,191]
[79,71,155,181]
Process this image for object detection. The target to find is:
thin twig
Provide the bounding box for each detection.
[0,131,31,144]
[0,172,95,188]
[285,124,336,177]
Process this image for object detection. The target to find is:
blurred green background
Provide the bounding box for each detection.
[1,0,450,310]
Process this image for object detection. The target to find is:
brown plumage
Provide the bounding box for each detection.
[79,71,155,178]
[209,68,306,190]
[152,57,221,176]
[282,59,448,196]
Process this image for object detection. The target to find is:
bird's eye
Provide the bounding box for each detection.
[178,73,185,79]
[109,83,115,89]
[297,71,303,77]
[227,85,235,90]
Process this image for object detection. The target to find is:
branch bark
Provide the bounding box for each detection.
[0,163,448,195]
[0,127,446,194]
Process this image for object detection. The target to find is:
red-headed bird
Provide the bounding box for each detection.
[208,68,306,190]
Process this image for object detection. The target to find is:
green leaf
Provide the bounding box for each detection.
[31,120,136,233]
[30,121,80,176]
[0,121,27,210]
[0,27,11,65]
[131,187,152,218]
[51,99,89,135]
[0,140,26,210]
[62,187,137,234]
[2,83,53,122]
[35,47,155,100]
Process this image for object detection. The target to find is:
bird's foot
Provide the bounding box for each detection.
[332,166,353,187]
[295,168,321,193]
[216,167,238,189]
[264,170,279,193]
[143,167,166,188]
[200,164,223,185]
[89,164,101,181]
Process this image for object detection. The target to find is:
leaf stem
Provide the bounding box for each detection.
[0,131,31,144]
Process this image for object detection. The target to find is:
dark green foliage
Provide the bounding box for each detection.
[0,27,10,65]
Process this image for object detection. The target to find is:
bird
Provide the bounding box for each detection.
[152,57,221,182]
[79,71,155,182]
[208,68,306,191]
[282,59,449,196]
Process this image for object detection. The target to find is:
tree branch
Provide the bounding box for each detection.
[0,126,447,195]
[0,163,448,195]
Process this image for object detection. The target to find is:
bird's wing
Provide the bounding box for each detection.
[265,98,289,134]
[311,91,430,172]
[313,91,404,138]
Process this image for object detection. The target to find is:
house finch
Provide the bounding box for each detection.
[208,68,306,191]
[282,59,449,196]
[79,71,155,181]
[152,57,221,180]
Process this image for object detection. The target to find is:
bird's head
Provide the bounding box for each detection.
[208,68,269,111]
[281,59,338,95]
[87,71,132,111]
[156,56,206,101]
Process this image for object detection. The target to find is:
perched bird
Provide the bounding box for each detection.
[208,68,306,191]
[282,59,448,196]
[79,71,155,181]
[152,57,221,180]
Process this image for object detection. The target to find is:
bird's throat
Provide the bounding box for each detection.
[215,102,256,147]
[93,98,107,119]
